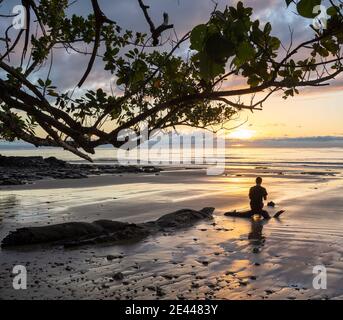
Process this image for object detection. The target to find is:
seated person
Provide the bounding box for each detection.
[249,177,271,219]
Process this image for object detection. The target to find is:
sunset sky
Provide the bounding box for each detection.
[232,89,343,139]
[1,0,342,141]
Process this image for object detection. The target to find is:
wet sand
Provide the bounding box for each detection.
[1,166,343,300]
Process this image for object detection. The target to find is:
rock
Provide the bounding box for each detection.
[0,155,162,186]
[0,156,45,168]
[156,287,165,297]
[106,255,123,261]
[113,272,124,281]
[0,178,25,186]
[265,290,275,295]
[1,220,149,248]
[1,207,215,248]
[146,285,156,291]
[44,157,68,167]
[156,207,215,228]
[141,166,160,173]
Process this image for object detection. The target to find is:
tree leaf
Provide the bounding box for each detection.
[190,24,207,51]
[197,52,225,80]
[297,0,321,18]
[205,33,234,63]
[327,6,338,16]
[37,79,45,87]
[237,41,255,63]
[270,37,281,51]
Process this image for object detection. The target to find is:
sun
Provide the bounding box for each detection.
[228,129,255,140]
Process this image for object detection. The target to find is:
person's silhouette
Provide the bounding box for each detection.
[249,177,271,219]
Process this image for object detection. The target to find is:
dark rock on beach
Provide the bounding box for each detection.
[0,155,162,186]
[112,272,124,281]
[156,207,214,228]
[1,207,215,249]
[0,178,25,186]
[1,220,149,248]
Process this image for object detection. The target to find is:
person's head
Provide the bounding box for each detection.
[256,177,263,185]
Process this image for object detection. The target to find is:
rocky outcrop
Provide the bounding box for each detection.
[1,220,149,248]
[156,207,215,228]
[1,207,215,249]
[0,155,161,186]
[0,156,49,168]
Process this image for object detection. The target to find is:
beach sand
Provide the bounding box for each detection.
[1,166,343,300]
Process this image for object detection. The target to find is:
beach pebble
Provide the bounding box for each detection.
[112,272,124,281]
[156,287,165,297]
[265,290,275,295]
[106,255,123,261]
[239,280,249,286]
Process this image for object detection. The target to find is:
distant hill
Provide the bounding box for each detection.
[0,141,34,150]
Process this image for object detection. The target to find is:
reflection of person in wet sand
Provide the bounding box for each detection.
[248,219,265,245]
[249,177,271,220]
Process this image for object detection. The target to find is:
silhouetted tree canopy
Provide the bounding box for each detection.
[0,0,342,160]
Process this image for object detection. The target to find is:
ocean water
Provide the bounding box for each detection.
[1,143,343,170]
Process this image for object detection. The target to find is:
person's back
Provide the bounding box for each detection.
[249,177,268,213]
